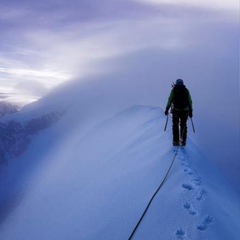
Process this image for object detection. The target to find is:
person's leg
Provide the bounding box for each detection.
[172,112,180,145]
[180,111,188,145]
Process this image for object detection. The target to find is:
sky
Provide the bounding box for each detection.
[0,1,239,190]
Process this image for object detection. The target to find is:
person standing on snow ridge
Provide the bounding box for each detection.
[165,79,193,146]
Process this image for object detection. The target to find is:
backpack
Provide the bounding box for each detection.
[172,85,189,109]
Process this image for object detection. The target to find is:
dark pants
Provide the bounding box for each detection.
[172,110,188,143]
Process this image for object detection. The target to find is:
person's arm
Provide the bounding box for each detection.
[187,90,193,118]
[187,90,193,110]
[165,89,174,115]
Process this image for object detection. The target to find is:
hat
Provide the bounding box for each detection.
[176,79,184,85]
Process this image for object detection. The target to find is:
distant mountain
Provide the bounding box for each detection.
[0,101,19,118]
[0,111,62,166]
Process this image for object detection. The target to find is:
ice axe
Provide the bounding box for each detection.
[190,117,195,133]
[164,114,169,131]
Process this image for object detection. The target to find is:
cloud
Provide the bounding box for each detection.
[0,0,237,87]
[14,80,48,97]
[135,0,238,10]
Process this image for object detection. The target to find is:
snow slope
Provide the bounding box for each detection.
[0,104,239,240]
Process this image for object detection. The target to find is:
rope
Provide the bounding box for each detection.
[128,123,187,240]
[128,145,180,240]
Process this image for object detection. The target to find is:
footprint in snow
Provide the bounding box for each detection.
[192,177,202,187]
[183,168,194,175]
[175,228,187,240]
[183,202,197,216]
[182,183,194,191]
[181,162,190,168]
[196,188,207,201]
[180,157,185,162]
[197,216,213,231]
[180,161,195,176]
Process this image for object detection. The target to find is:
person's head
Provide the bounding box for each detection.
[176,79,184,85]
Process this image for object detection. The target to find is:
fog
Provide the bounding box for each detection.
[0,0,239,191]
[41,30,239,191]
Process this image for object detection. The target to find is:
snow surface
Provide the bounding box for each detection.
[0,103,239,240]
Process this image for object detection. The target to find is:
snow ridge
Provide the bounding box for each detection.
[0,105,239,240]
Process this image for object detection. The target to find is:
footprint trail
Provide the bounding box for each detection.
[175,148,213,238]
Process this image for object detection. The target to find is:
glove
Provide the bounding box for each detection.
[189,110,193,118]
[165,108,169,116]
